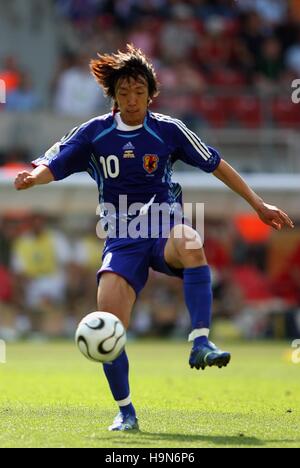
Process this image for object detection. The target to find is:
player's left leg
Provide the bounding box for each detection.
[164,224,231,370]
[97,238,152,430]
[97,272,139,431]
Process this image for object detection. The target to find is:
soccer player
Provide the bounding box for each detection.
[14,45,294,432]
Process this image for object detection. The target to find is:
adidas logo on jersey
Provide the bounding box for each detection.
[122,142,135,151]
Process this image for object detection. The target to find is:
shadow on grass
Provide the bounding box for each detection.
[96,431,264,447]
[95,432,300,447]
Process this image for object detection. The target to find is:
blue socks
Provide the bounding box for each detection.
[103,265,213,414]
[183,265,212,347]
[103,350,136,417]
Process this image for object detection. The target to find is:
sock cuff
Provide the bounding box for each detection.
[188,328,210,342]
[183,265,211,284]
[117,395,131,407]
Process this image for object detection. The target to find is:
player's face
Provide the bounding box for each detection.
[115,77,149,126]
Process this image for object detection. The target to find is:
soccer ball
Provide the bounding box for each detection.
[75,312,126,363]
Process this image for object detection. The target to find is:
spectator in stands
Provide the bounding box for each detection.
[151,274,181,337]
[50,51,77,97]
[272,242,300,307]
[285,30,300,77]
[194,0,237,20]
[0,215,22,268]
[1,148,31,175]
[0,151,5,165]
[11,213,72,336]
[255,37,284,91]
[194,15,234,75]
[53,52,108,117]
[135,271,186,338]
[47,0,300,130]
[6,71,40,112]
[0,56,22,94]
[289,243,300,299]
[275,7,300,54]
[203,221,231,297]
[290,0,300,21]
[233,214,272,273]
[134,0,168,19]
[0,265,15,341]
[70,227,105,314]
[251,0,287,26]
[236,0,287,25]
[223,259,285,339]
[104,0,140,28]
[127,18,160,59]
[239,11,266,67]
[231,38,256,83]
[159,6,199,63]
[269,240,300,339]
[55,0,104,25]
[0,213,29,341]
[157,61,206,126]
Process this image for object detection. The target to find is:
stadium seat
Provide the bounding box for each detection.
[154,93,195,115]
[233,96,263,128]
[210,69,246,88]
[272,98,300,128]
[193,96,227,128]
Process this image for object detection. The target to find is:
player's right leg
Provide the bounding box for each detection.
[155,224,231,370]
[97,272,139,431]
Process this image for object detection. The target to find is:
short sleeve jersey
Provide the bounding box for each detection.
[32,111,221,221]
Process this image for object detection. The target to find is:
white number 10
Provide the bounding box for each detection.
[100,156,120,179]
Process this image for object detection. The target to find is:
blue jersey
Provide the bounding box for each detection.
[32,111,221,231]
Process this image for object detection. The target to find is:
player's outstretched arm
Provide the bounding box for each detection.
[213,159,294,231]
[14,165,54,191]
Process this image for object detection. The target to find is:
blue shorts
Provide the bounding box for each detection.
[97,236,184,297]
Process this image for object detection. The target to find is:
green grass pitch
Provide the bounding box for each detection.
[0,340,299,448]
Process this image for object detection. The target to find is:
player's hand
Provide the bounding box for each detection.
[14,171,36,191]
[256,202,294,230]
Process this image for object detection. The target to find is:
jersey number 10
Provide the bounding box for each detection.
[100,156,120,179]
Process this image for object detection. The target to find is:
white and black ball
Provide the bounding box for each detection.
[75,312,126,363]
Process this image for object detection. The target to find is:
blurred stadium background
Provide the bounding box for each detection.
[0,0,300,342]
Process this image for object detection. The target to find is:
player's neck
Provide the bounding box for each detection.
[116,112,145,130]
[118,112,146,127]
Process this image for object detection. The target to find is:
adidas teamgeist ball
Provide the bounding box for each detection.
[75,312,127,363]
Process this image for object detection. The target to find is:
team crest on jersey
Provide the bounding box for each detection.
[143,155,159,174]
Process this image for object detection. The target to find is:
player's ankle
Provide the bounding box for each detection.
[193,336,209,348]
[120,403,136,417]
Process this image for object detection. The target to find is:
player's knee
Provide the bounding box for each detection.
[172,225,204,260]
[180,243,206,265]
